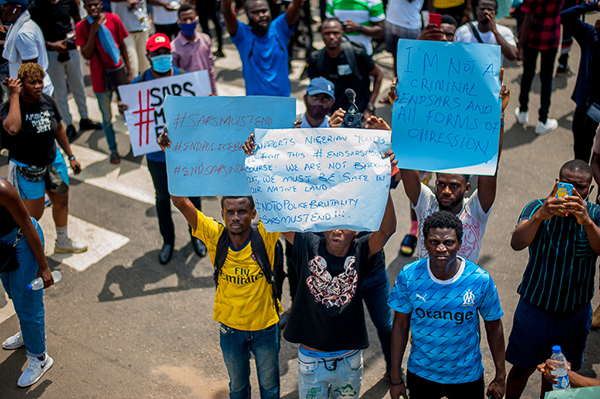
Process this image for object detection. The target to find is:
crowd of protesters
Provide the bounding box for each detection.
[0,0,600,398]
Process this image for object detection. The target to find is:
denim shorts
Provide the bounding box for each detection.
[506,298,592,370]
[14,150,69,200]
[298,348,363,399]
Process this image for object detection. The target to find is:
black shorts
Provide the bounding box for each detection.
[407,370,485,399]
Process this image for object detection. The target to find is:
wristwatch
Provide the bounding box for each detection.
[367,103,375,112]
[68,155,76,162]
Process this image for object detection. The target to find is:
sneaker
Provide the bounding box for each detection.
[514,107,529,124]
[535,119,558,135]
[2,331,24,350]
[66,124,77,143]
[556,64,570,77]
[592,304,600,329]
[55,237,88,254]
[78,118,102,130]
[17,354,53,388]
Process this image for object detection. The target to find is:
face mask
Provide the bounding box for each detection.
[151,54,173,74]
[249,18,271,36]
[180,21,197,37]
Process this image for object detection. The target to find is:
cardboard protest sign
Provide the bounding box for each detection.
[118,70,211,156]
[545,387,600,399]
[245,128,391,232]
[392,40,502,176]
[163,95,296,196]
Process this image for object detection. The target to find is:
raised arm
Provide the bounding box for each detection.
[80,14,104,60]
[285,0,303,28]
[2,78,22,135]
[170,195,199,230]
[367,63,383,109]
[368,189,397,258]
[389,312,410,399]
[221,0,238,36]
[484,318,506,399]
[400,169,421,206]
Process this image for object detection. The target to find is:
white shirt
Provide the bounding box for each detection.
[413,183,492,263]
[153,3,178,25]
[300,114,330,128]
[385,0,424,30]
[111,0,149,32]
[454,22,516,65]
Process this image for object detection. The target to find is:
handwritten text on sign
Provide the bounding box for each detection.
[392,40,501,175]
[164,95,296,196]
[118,71,211,156]
[246,128,391,232]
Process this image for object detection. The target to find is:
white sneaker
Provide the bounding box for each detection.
[17,354,53,387]
[535,119,559,135]
[54,237,88,254]
[515,107,529,124]
[2,331,24,350]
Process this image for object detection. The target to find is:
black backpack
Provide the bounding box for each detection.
[316,39,365,82]
[213,226,286,310]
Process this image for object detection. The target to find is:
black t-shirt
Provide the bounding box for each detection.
[308,47,375,113]
[283,233,374,351]
[0,93,62,166]
[28,0,79,43]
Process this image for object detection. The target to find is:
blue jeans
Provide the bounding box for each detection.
[219,323,280,399]
[95,90,118,153]
[0,218,46,357]
[298,349,363,399]
[362,268,393,369]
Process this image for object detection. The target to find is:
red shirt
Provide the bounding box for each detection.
[76,13,129,93]
[521,0,564,50]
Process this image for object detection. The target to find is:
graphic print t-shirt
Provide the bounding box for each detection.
[413,184,491,262]
[283,233,373,351]
[0,93,61,166]
[191,211,282,331]
[388,257,503,384]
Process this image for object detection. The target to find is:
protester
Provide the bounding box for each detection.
[77,0,132,164]
[505,160,600,398]
[415,14,458,42]
[28,0,102,142]
[537,360,600,388]
[514,0,563,135]
[171,3,217,95]
[389,211,506,399]
[325,0,385,55]
[454,0,517,64]
[560,1,600,162]
[198,0,224,57]
[394,71,509,263]
[297,77,335,128]
[241,131,397,398]
[1,0,53,95]
[118,33,207,264]
[152,0,180,40]
[0,178,54,388]
[308,18,383,120]
[221,0,302,96]
[109,0,150,77]
[1,63,87,253]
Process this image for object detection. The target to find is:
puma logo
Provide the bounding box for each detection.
[416,294,427,303]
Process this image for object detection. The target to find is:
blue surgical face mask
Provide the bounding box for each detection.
[180,21,197,38]
[151,54,173,73]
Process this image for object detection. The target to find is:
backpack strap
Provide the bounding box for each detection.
[249,225,274,284]
[341,40,363,81]
[213,226,230,286]
[317,47,327,77]
[467,22,485,44]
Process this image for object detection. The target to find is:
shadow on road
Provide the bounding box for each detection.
[97,244,213,302]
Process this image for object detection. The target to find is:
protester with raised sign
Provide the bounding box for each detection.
[389,211,506,399]
[454,0,517,64]
[242,132,397,398]
[221,0,303,96]
[76,0,133,164]
[165,187,283,398]
[393,70,509,263]
[171,3,217,95]
[505,160,600,398]
[118,33,207,264]
[308,18,383,120]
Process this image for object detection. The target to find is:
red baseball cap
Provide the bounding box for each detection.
[146,33,171,52]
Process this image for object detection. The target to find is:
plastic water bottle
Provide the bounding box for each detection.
[27,271,62,291]
[550,345,570,390]
[131,6,150,31]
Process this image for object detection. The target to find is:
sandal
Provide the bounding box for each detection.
[110,152,121,164]
[399,234,417,257]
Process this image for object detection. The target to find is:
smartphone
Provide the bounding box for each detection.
[429,13,442,29]
[556,182,573,213]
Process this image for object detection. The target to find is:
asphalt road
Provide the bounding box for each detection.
[0,10,599,399]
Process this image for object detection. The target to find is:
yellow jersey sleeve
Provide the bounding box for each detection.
[192,210,224,266]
